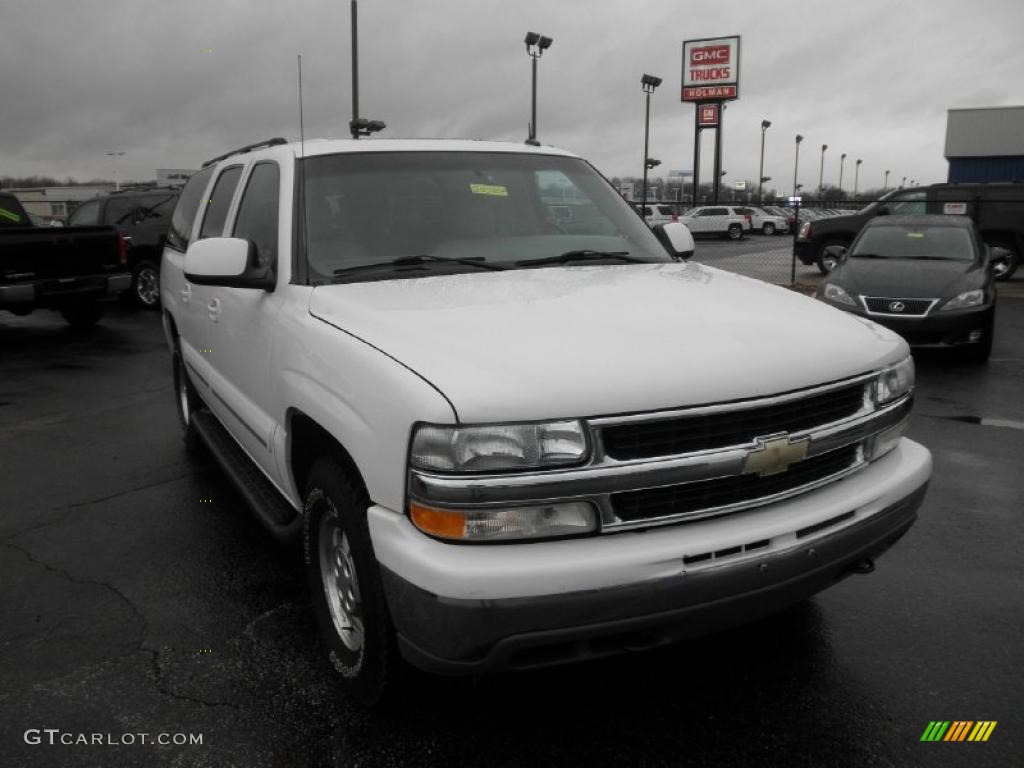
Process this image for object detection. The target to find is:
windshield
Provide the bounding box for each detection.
[300,151,670,282]
[852,224,975,261]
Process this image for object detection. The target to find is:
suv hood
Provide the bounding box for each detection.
[836,257,981,298]
[309,263,907,422]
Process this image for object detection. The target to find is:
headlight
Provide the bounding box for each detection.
[940,289,984,311]
[798,222,811,240]
[410,420,588,473]
[873,357,914,405]
[409,500,598,541]
[822,283,857,306]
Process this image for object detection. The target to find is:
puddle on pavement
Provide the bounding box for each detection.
[943,415,1024,431]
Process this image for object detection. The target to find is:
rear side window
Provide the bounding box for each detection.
[166,166,215,252]
[68,199,101,226]
[232,163,280,268]
[199,166,243,239]
[138,192,178,224]
[104,197,135,227]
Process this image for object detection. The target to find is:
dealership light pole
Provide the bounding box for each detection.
[838,153,847,197]
[105,151,125,191]
[853,158,862,200]
[524,32,553,146]
[818,144,828,198]
[758,119,771,204]
[884,169,890,191]
[640,74,662,212]
[901,176,907,189]
[793,134,803,197]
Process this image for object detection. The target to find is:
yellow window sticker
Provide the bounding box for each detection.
[906,232,925,238]
[469,183,508,197]
[0,208,23,223]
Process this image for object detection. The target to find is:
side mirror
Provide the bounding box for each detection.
[654,222,695,260]
[184,237,275,290]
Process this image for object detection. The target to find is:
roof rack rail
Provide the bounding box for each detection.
[202,137,288,168]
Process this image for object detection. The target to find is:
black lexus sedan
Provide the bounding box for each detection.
[816,215,997,362]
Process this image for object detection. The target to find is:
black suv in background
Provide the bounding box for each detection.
[795,182,1024,279]
[68,187,180,308]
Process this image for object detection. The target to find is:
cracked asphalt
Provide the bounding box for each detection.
[1,284,1022,768]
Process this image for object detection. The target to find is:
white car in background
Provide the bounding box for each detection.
[678,205,749,240]
[736,206,790,236]
[641,204,678,225]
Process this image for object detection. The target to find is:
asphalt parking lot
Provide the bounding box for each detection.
[1,272,1022,768]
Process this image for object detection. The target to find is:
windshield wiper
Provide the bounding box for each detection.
[333,254,506,277]
[515,250,643,266]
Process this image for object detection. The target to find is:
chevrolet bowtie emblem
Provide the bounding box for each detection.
[743,434,810,476]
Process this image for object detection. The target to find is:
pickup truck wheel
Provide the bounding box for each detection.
[172,350,203,452]
[726,223,742,240]
[988,241,1020,281]
[762,222,776,236]
[59,302,103,329]
[816,239,848,275]
[304,457,397,707]
[132,260,161,309]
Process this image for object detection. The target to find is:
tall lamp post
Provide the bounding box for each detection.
[884,169,890,191]
[524,32,553,145]
[758,119,771,204]
[793,134,804,197]
[640,74,662,211]
[838,152,847,198]
[901,176,907,189]
[105,151,125,191]
[853,158,862,200]
[818,144,828,198]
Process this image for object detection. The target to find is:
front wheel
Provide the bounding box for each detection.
[988,241,1020,281]
[132,260,161,309]
[304,456,399,707]
[762,222,776,236]
[726,223,742,240]
[816,239,849,275]
[172,349,203,452]
[59,302,103,328]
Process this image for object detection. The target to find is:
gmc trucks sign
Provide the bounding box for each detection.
[681,36,740,102]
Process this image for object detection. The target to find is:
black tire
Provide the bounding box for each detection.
[816,239,849,275]
[762,222,776,236]
[132,260,162,310]
[726,223,742,240]
[987,241,1020,282]
[59,302,103,328]
[172,349,203,452]
[961,312,994,364]
[304,456,398,707]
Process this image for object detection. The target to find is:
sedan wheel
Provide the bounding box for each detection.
[762,222,776,236]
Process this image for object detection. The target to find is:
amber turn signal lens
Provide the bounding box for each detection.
[409,502,467,540]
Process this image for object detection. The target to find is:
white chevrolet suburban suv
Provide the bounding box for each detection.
[161,137,931,705]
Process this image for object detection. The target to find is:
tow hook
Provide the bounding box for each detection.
[850,558,876,575]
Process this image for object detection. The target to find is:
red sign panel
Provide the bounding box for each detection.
[689,45,730,66]
[698,104,720,127]
[683,85,738,101]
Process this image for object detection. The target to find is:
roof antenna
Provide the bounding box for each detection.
[349,0,385,139]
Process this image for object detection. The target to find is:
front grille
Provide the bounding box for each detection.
[601,383,865,461]
[610,445,859,523]
[863,297,935,315]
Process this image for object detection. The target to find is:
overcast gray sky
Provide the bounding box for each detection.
[2,0,1022,194]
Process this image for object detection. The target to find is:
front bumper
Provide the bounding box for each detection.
[370,438,931,674]
[829,302,993,347]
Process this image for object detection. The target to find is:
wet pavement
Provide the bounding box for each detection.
[1,293,1022,768]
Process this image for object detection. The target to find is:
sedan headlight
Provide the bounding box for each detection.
[873,357,914,405]
[822,283,857,306]
[939,289,984,311]
[410,420,588,473]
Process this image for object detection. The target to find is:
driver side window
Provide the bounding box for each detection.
[232,162,280,269]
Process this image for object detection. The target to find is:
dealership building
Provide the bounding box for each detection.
[944,105,1024,182]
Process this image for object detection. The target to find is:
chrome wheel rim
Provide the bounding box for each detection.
[823,255,837,272]
[136,268,159,306]
[319,503,364,652]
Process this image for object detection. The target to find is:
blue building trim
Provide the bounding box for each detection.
[947,156,1024,183]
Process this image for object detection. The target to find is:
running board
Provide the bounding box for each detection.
[192,410,302,543]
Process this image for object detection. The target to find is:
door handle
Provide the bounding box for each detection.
[208,298,221,323]
[181,284,192,303]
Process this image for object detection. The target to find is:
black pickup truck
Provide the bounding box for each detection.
[0,192,131,327]
[795,182,1024,279]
